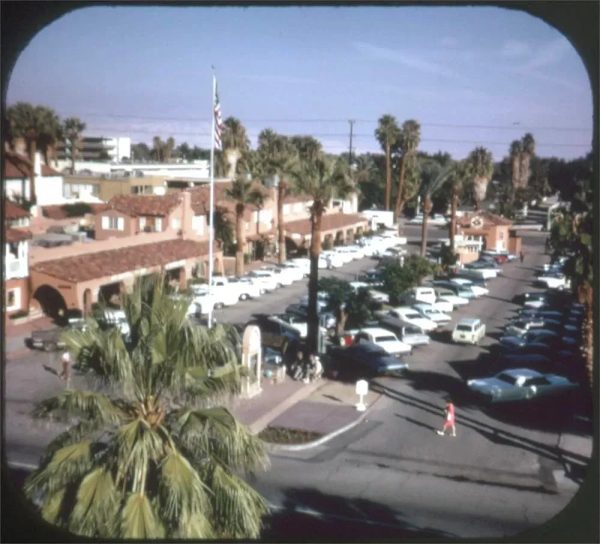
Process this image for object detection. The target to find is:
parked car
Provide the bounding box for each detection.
[353,326,412,355]
[288,257,311,276]
[432,280,475,300]
[467,368,578,403]
[327,342,409,379]
[28,321,85,351]
[334,244,365,261]
[536,272,570,290]
[272,314,310,338]
[499,330,578,351]
[464,260,500,279]
[259,266,292,286]
[274,263,306,283]
[377,306,437,332]
[434,288,470,307]
[448,277,489,297]
[190,283,239,308]
[285,303,336,330]
[395,324,430,347]
[319,251,344,269]
[246,315,301,353]
[357,268,384,287]
[518,292,548,308]
[246,270,280,292]
[412,303,451,324]
[225,276,263,300]
[349,281,389,303]
[452,318,486,345]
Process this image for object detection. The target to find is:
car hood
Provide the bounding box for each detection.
[378,340,412,354]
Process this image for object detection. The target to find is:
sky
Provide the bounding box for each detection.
[6,4,594,161]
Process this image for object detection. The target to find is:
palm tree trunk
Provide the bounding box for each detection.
[449,189,458,252]
[28,138,37,205]
[385,144,392,211]
[420,196,432,257]
[235,208,245,277]
[277,181,286,264]
[307,205,324,354]
[394,156,407,223]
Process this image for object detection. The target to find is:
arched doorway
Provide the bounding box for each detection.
[32,285,67,321]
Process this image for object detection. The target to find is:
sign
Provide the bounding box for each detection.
[355,380,369,395]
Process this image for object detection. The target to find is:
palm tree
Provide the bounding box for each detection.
[164,137,176,162]
[152,136,164,162]
[221,117,250,179]
[62,117,86,174]
[256,130,299,264]
[292,156,353,353]
[7,102,62,204]
[289,135,322,164]
[226,177,266,276]
[418,163,454,256]
[24,274,269,539]
[447,160,470,252]
[374,115,400,211]
[466,147,494,210]
[393,120,421,223]
[519,133,535,189]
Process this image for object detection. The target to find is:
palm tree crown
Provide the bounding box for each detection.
[374,115,400,211]
[24,274,269,539]
[466,146,494,209]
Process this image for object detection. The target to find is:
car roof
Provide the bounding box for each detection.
[499,368,543,378]
[359,327,397,336]
[457,318,481,326]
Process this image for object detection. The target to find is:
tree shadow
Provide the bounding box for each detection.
[261,486,456,540]
[369,380,592,485]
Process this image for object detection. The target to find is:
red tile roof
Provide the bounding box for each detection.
[30,239,214,283]
[457,211,513,228]
[6,227,32,242]
[42,203,110,220]
[108,193,182,217]
[284,213,368,236]
[4,199,30,220]
[3,150,60,177]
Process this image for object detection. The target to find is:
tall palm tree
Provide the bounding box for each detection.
[226,177,266,276]
[418,163,454,256]
[447,160,470,252]
[393,119,421,223]
[152,136,164,162]
[221,117,250,179]
[289,135,322,164]
[63,117,86,174]
[519,133,535,189]
[7,102,62,204]
[257,130,299,263]
[292,156,353,353]
[164,137,176,162]
[466,146,494,210]
[24,274,269,539]
[374,115,400,211]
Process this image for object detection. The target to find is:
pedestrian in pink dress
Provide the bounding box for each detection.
[436,399,456,437]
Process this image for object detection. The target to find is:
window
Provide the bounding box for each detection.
[6,288,20,311]
[101,216,124,231]
[139,217,146,229]
[171,218,181,230]
[155,218,163,231]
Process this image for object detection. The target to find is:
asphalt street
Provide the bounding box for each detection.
[3,223,594,539]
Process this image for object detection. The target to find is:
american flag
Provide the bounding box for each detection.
[214,83,224,150]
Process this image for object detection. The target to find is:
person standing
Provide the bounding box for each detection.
[436,399,456,437]
[519,250,525,263]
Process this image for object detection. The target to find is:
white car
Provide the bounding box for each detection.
[272,314,309,338]
[434,288,469,307]
[225,276,263,300]
[412,303,451,324]
[330,247,354,264]
[384,306,437,332]
[467,368,578,403]
[246,270,279,292]
[334,245,365,261]
[288,258,311,276]
[408,214,424,225]
[464,262,500,279]
[354,327,412,356]
[432,298,454,313]
[349,281,389,303]
[319,251,344,269]
[276,262,306,283]
[452,317,486,345]
[536,272,570,290]
[429,214,449,226]
[259,266,292,286]
[449,278,489,297]
[190,284,239,308]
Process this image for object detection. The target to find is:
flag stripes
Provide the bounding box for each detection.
[214,85,224,150]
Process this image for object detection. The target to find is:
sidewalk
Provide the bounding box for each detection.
[4,317,376,451]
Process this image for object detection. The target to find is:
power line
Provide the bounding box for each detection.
[79,112,591,132]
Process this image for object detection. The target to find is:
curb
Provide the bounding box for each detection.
[266,391,384,452]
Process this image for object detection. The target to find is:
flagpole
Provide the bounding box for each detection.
[208,71,216,328]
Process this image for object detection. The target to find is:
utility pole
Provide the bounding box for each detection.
[348,119,354,165]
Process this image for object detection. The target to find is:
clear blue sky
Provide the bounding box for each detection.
[6,4,593,160]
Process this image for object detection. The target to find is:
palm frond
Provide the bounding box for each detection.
[40,487,65,525]
[207,463,269,539]
[158,448,213,533]
[69,468,120,537]
[120,492,165,539]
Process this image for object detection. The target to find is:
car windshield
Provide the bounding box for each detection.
[375,335,397,342]
[496,373,518,385]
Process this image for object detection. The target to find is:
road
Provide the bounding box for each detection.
[3,224,594,539]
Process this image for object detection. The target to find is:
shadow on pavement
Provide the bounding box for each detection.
[262,486,456,540]
[371,380,592,485]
